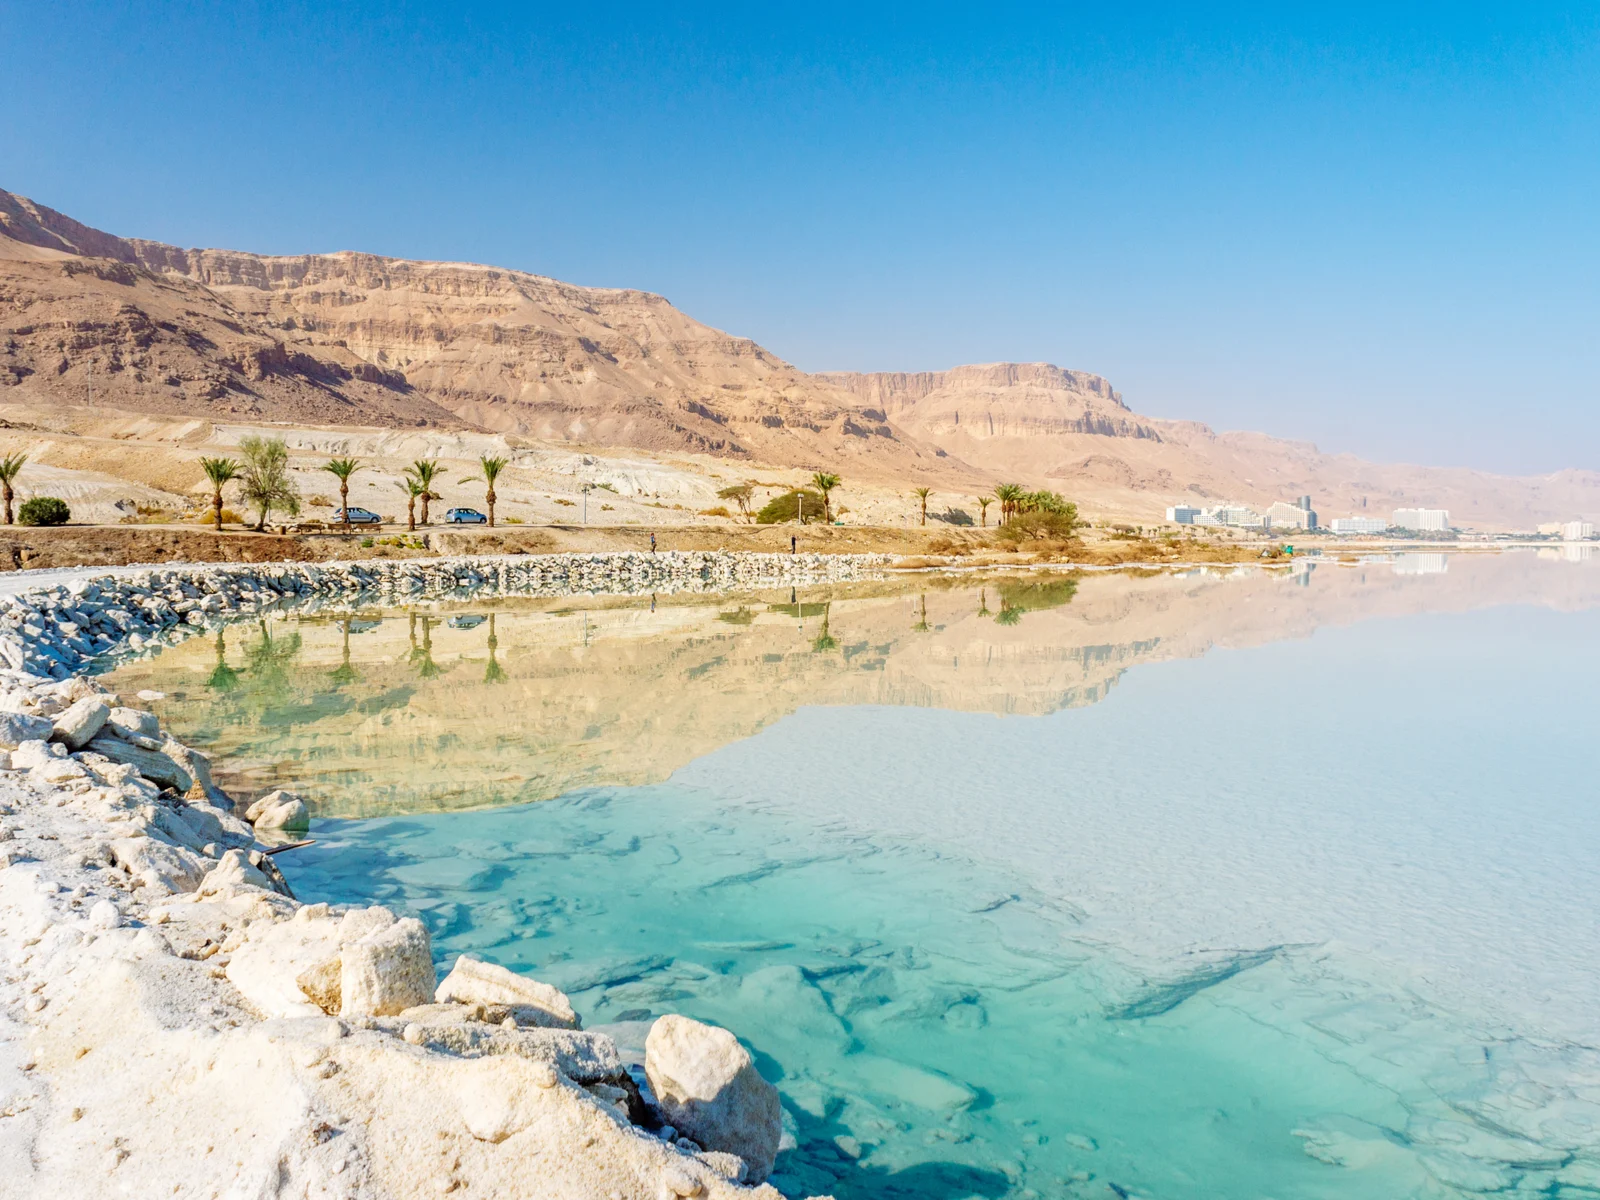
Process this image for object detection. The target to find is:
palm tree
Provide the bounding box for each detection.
[394,477,424,532]
[913,487,932,526]
[811,473,840,523]
[461,455,509,527]
[994,483,1024,524]
[321,457,362,533]
[198,456,239,532]
[977,496,994,528]
[407,460,442,525]
[0,454,27,526]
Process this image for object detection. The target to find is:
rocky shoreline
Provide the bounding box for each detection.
[0,553,867,1198]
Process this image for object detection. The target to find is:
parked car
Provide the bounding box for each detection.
[333,507,383,526]
[445,507,488,525]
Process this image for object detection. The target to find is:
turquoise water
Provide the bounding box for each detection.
[115,554,1600,1197]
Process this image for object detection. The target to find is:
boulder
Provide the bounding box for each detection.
[50,696,109,750]
[0,712,53,749]
[106,706,159,740]
[197,849,273,896]
[10,739,63,771]
[435,955,580,1029]
[245,789,311,831]
[226,912,346,1019]
[84,734,192,791]
[645,1014,783,1183]
[341,917,434,1017]
[110,836,209,894]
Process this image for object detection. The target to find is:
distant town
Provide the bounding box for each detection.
[1164,498,1596,541]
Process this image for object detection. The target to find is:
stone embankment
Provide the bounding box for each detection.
[0,554,855,1198]
[1,551,892,680]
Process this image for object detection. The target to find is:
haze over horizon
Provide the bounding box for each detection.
[3,2,1595,477]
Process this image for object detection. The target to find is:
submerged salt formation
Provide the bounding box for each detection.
[0,598,819,1197]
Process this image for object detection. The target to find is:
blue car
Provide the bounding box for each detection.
[333,507,383,525]
[445,507,488,525]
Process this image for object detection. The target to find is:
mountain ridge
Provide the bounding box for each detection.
[3,185,1597,527]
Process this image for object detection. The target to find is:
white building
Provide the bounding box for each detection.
[1166,505,1202,524]
[1263,501,1312,530]
[1563,520,1595,541]
[1330,517,1389,535]
[1392,507,1449,532]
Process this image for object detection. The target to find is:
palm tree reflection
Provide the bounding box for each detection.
[484,613,507,684]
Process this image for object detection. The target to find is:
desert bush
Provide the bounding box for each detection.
[194,507,243,526]
[554,498,576,507]
[18,497,70,526]
[700,505,733,518]
[1003,509,1081,541]
[756,488,825,524]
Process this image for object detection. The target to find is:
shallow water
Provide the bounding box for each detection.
[110,550,1600,1198]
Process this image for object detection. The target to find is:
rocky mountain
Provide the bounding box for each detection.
[825,362,1600,528]
[4,185,1596,527]
[0,187,959,481]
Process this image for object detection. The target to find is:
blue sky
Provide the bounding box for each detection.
[3,3,1596,474]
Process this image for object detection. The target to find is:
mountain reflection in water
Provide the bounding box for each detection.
[105,551,1600,817]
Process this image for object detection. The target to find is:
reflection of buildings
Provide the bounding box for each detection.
[1540,544,1600,563]
[1393,554,1449,576]
[1393,507,1450,532]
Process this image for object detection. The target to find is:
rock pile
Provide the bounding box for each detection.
[1,551,891,679]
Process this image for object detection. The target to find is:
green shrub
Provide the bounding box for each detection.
[756,489,825,524]
[18,497,70,526]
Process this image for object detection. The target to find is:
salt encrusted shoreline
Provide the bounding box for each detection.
[0,553,864,1199]
[1,550,893,680]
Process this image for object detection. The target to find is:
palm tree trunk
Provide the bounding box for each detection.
[2,483,11,526]
[486,487,496,528]
[407,496,416,532]
[213,489,223,532]
[341,480,351,533]
[420,494,430,526]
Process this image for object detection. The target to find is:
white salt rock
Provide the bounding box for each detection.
[340,918,434,1017]
[50,696,109,750]
[645,1014,782,1184]
[435,954,579,1029]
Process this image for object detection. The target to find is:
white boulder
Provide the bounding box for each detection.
[434,955,580,1029]
[50,696,110,750]
[197,849,273,896]
[110,836,209,893]
[244,790,310,832]
[106,706,160,740]
[0,712,53,749]
[645,1014,783,1183]
[341,917,434,1017]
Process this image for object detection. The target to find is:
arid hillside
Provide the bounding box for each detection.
[0,187,960,483]
[824,363,1600,528]
[4,184,1598,528]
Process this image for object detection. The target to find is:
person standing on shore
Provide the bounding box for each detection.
[650,532,656,553]
[790,534,797,555]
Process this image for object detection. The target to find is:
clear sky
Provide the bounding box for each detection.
[3,3,1596,474]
